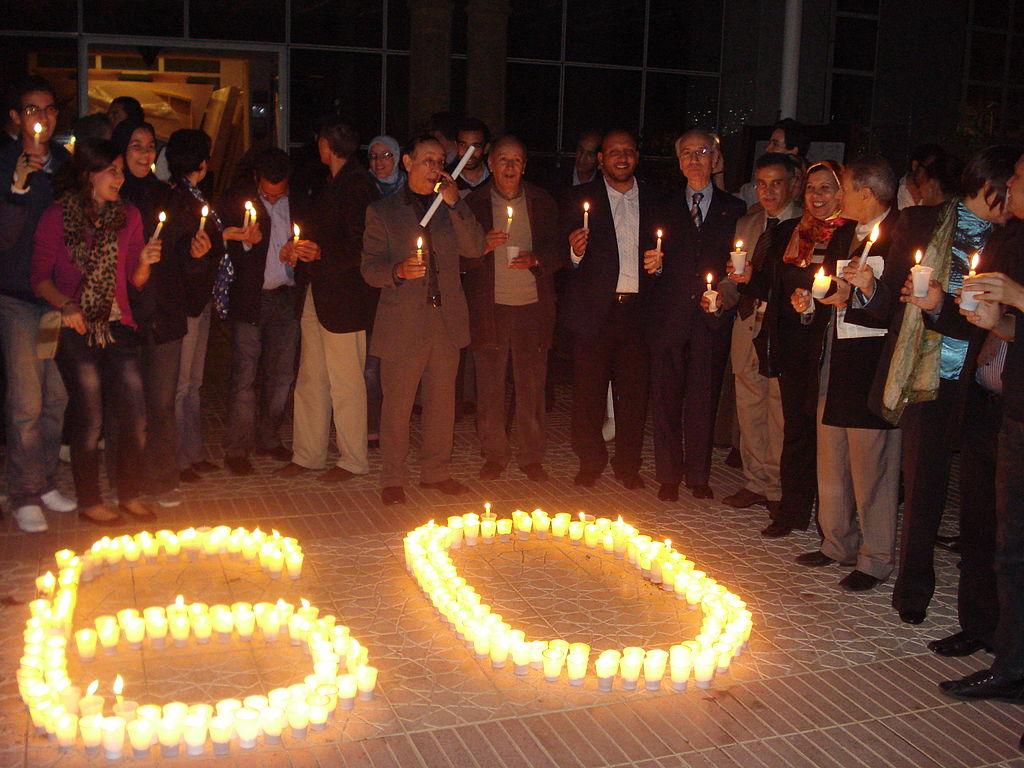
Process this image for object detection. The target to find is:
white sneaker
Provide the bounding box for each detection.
[41,489,77,513]
[154,489,183,508]
[14,505,48,533]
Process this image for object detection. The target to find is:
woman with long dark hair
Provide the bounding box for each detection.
[31,138,161,525]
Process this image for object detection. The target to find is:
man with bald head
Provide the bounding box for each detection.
[647,128,746,502]
[564,130,664,489]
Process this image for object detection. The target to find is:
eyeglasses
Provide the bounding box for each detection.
[680,147,711,160]
[369,151,393,161]
[22,104,58,118]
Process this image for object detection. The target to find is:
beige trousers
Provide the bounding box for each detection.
[731,316,783,500]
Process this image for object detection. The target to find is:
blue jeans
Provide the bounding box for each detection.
[224,288,299,458]
[0,296,67,509]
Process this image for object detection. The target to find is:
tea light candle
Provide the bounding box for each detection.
[101,715,126,760]
[308,695,330,730]
[583,523,599,549]
[568,521,584,544]
[55,712,77,750]
[960,252,982,311]
[542,648,565,682]
[595,650,620,691]
[730,240,747,275]
[127,718,155,759]
[463,513,480,545]
[336,674,357,710]
[182,713,207,756]
[157,715,184,757]
[551,513,571,539]
[643,649,668,690]
[192,613,213,643]
[147,613,168,648]
[95,617,119,652]
[693,648,717,689]
[287,701,309,739]
[75,629,97,661]
[169,614,190,646]
[357,665,378,700]
[619,649,644,690]
[285,549,304,579]
[496,518,513,541]
[123,616,145,648]
[447,516,464,547]
[490,631,511,668]
[80,714,103,752]
[566,648,590,685]
[481,514,497,542]
[209,714,234,755]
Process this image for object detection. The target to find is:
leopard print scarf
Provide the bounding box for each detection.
[59,193,125,347]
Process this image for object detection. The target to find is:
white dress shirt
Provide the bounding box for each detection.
[606,178,640,293]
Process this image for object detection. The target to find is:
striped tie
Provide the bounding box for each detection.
[690,192,704,229]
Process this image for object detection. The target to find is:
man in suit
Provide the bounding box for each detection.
[464,136,560,481]
[362,134,485,505]
[647,129,746,501]
[564,129,662,488]
[220,147,297,475]
[791,156,902,591]
[276,120,377,484]
[718,153,802,513]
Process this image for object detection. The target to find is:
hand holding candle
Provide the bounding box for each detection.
[243,201,253,228]
[703,272,719,313]
[292,223,300,244]
[811,267,832,299]
[419,146,474,227]
[910,249,932,298]
[858,222,880,271]
[197,205,208,236]
[960,252,982,311]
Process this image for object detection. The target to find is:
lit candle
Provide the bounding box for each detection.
[463,513,480,546]
[859,222,880,271]
[582,201,590,230]
[415,235,424,265]
[583,523,599,549]
[33,121,43,148]
[35,571,56,597]
[80,714,103,752]
[208,714,233,755]
[96,616,119,652]
[198,205,209,235]
[157,715,183,758]
[568,520,584,545]
[505,205,514,234]
[704,272,719,312]
[730,239,747,275]
[150,163,156,175]
[810,267,831,300]
[566,646,590,685]
[170,614,190,646]
[643,649,668,691]
[292,223,300,244]
[481,509,497,542]
[655,228,663,253]
[182,713,208,756]
[308,695,330,730]
[75,629,97,661]
[619,648,644,690]
[670,644,693,691]
[287,700,309,739]
[243,200,254,228]
[259,706,285,743]
[542,648,565,682]
[55,712,77,750]
[496,518,513,541]
[285,549,303,579]
[66,135,75,154]
[101,715,126,760]
[961,252,982,311]
[356,665,378,700]
[337,674,357,710]
[595,650,620,691]
[151,211,166,241]
[911,250,932,298]
[78,680,104,717]
[127,718,155,759]
[693,648,717,689]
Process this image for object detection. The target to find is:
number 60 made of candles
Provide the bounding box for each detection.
[18,527,378,758]
[404,508,752,693]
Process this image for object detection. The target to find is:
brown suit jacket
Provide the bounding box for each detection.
[462,180,561,350]
[361,188,484,360]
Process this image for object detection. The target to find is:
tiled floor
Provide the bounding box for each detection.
[1,331,1022,767]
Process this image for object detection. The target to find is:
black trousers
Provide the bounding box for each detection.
[892,377,958,614]
[773,365,818,529]
[958,382,1001,642]
[650,330,731,487]
[570,301,649,477]
[56,324,146,507]
[140,337,182,494]
[992,415,1024,675]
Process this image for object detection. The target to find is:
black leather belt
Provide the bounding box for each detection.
[614,292,638,304]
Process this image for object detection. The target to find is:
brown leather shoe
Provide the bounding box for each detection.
[722,488,768,509]
[119,500,156,521]
[274,462,309,478]
[78,504,122,526]
[320,466,357,483]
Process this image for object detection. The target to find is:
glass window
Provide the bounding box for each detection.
[972,0,1010,28]
[1005,88,1023,134]
[561,66,641,152]
[508,0,563,60]
[388,0,411,50]
[642,73,719,157]
[190,0,286,43]
[451,59,467,119]
[829,73,874,126]
[289,50,382,147]
[960,84,1004,136]
[1011,37,1024,84]
[505,63,560,153]
[565,0,644,66]
[85,0,184,36]
[969,31,1008,82]
[452,0,468,55]
[647,0,723,72]
[385,55,409,139]
[832,16,878,72]
[0,37,78,135]
[837,0,880,12]
[291,0,383,47]
[6,2,77,32]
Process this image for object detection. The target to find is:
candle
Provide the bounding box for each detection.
[308,695,330,730]
[157,715,183,757]
[859,222,880,271]
[208,714,233,755]
[505,205,514,234]
[730,239,747,275]
[566,646,590,685]
[910,250,932,298]
[356,664,378,700]
[582,201,590,230]
[243,200,254,228]
[151,211,166,241]
[542,648,565,682]
[78,680,104,717]
[704,272,719,313]
[810,267,831,300]
[496,518,513,541]
[96,616,119,652]
[127,718,155,758]
[259,706,285,743]
[481,511,497,542]
[198,205,209,235]
[670,644,693,691]
[693,648,717,688]
[415,236,424,265]
[643,649,668,690]
[292,223,300,244]
[568,520,584,544]
[961,252,982,311]
[67,135,75,153]
[33,121,42,148]
[75,629,97,661]
[80,714,103,752]
[287,700,309,738]
[419,145,475,227]
[182,713,208,755]
[655,228,663,253]
[170,614,190,646]
[56,712,77,750]
[619,649,644,690]
[35,571,56,597]
[150,163,156,175]
[101,715,126,759]
[59,685,81,715]
[595,650,620,691]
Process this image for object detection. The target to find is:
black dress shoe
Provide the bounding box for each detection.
[192,460,220,474]
[381,486,406,505]
[657,483,679,502]
[574,470,600,487]
[722,488,767,509]
[225,456,255,476]
[928,630,989,657]
[761,521,793,538]
[255,445,292,462]
[179,468,202,483]
[724,447,743,468]
[419,478,469,495]
[935,534,961,553]
[521,463,549,481]
[478,461,504,480]
[619,473,645,490]
[899,608,926,625]
[687,483,714,499]
[939,669,1024,702]
[839,570,880,591]
[795,551,837,567]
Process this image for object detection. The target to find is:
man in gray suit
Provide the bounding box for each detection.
[718,153,802,514]
[362,134,485,505]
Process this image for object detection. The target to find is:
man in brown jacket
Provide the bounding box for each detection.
[361,134,485,505]
[464,136,561,481]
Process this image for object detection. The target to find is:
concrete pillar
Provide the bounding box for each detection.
[408,0,453,136]
[780,0,802,118]
[465,0,510,136]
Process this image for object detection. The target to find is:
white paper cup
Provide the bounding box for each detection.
[703,290,719,313]
[912,265,933,298]
[506,245,520,267]
[730,251,747,275]
[960,286,981,311]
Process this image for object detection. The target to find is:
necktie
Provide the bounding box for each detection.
[690,192,704,229]
[739,217,779,320]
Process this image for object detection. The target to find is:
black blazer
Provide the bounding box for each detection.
[645,186,745,347]
[561,177,662,339]
[296,161,380,334]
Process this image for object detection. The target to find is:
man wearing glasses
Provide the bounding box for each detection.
[0,76,76,532]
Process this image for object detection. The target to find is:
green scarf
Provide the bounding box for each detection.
[59,193,125,347]
[880,198,959,424]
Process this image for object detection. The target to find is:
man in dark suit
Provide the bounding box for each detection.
[792,156,901,591]
[647,129,745,501]
[564,130,663,488]
[219,148,299,475]
[464,136,561,481]
[362,134,485,505]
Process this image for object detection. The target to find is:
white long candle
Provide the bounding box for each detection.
[419,146,475,228]
[859,222,880,271]
[151,212,166,241]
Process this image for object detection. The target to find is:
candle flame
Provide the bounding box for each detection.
[87,680,98,696]
[32,122,42,135]
[735,240,743,250]
[970,252,980,271]
[665,539,671,548]
[815,267,826,279]
[506,206,514,219]
[656,228,663,238]
[706,272,713,283]
[914,249,922,265]
[617,515,623,524]
[150,163,156,174]
[301,598,310,609]
[200,205,209,217]
[583,201,590,212]
[272,529,280,538]
[416,236,423,250]
[113,674,124,696]
[245,200,254,212]
[869,223,880,243]
[293,224,300,239]
[175,595,184,608]
[158,211,166,223]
